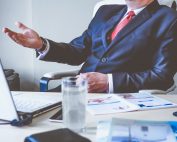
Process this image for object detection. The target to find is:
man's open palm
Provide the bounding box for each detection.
[2,22,42,49]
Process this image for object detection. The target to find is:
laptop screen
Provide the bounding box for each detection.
[0,61,19,121]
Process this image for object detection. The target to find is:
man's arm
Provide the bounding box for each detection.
[39,30,92,65]
[37,5,115,65]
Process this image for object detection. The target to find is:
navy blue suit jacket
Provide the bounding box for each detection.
[41,0,177,93]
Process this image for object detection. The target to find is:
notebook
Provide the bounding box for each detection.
[0,60,61,122]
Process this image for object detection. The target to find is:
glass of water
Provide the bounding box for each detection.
[62,76,87,133]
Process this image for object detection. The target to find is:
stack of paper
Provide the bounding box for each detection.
[118,93,177,110]
[87,94,139,115]
[87,93,177,115]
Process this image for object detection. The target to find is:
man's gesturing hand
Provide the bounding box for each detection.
[80,72,109,93]
[2,22,43,49]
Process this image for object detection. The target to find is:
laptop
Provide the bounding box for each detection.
[0,61,61,123]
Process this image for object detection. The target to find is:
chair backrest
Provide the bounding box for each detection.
[93,0,177,17]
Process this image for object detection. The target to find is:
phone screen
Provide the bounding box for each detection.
[49,107,63,122]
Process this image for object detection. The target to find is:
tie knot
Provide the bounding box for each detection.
[127,11,135,17]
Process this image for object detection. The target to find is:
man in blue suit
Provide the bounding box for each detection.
[3,0,177,93]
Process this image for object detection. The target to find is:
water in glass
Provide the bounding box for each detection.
[62,77,87,133]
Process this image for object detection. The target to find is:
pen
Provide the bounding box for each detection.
[138,100,153,102]
[88,101,120,106]
[144,103,173,107]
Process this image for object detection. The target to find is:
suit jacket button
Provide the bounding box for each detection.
[101,58,107,63]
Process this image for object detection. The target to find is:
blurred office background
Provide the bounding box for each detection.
[0,0,177,92]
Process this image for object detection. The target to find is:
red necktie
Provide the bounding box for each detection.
[110,11,135,41]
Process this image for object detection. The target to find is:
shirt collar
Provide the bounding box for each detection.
[126,6,146,15]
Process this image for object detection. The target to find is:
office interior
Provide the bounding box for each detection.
[0,0,177,92]
[0,0,177,142]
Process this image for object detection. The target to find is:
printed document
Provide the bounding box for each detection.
[87,93,177,115]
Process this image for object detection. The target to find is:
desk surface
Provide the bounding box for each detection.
[0,92,177,142]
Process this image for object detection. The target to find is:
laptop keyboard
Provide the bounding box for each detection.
[13,93,60,113]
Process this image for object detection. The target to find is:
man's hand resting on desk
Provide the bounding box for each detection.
[2,22,43,49]
[80,72,109,93]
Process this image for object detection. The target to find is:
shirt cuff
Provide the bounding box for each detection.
[108,74,113,93]
[37,39,50,60]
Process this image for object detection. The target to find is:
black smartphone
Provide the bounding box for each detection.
[25,128,91,142]
[49,107,63,122]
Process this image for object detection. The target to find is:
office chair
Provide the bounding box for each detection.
[40,0,177,93]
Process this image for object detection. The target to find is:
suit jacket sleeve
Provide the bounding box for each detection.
[38,6,109,65]
[39,31,91,65]
[38,5,116,66]
[112,19,177,92]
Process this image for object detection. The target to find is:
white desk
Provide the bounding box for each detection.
[0,92,177,142]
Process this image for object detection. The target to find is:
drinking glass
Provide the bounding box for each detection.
[62,76,87,133]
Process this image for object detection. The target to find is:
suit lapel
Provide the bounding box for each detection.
[101,6,127,50]
[105,0,160,52]
[108,9,151,49]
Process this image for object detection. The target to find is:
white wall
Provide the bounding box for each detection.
[0,0,34,91]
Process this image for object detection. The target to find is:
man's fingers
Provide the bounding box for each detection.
[6,31,25,45]
[4,28,18,40]
[2,27,7,33]
[2,27,9,33]
[2,27,25,43]
[2,27,16,35]
[3,28,22,44]
[15,22,29,31]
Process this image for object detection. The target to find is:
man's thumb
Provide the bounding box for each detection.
[15,22,29,30]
